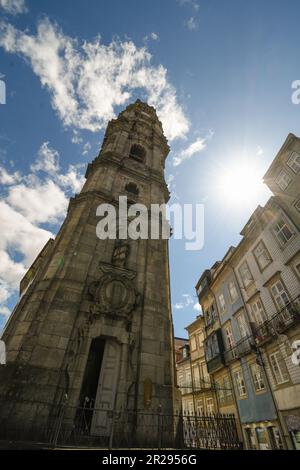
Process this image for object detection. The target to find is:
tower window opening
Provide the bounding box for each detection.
[125,182,139,196]
[129,144,146,162]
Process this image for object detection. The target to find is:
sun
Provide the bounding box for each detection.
[216,160,268,209]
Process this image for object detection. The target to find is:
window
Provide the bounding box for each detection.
[206,397,214,414]
[182,346,189,359]
[250,298,267,325]
[274,218,294,245]
[275,170,291,191]
[192,364,200,388]
[295,262,300,277]
[287,151,300,174]
[225,323,235,349]
[201,362,210,387]
[239,261,253,288]
[269,351,289,384]
[236,310,250,338]
[253,241,272,270]
[129,144,146,162]
[245,428,257,450]
[188,401,194,414]
[125,182,139,196]
[270,279,290,309]
[268,427,284,450]
[251,364,265,392]
[218,293,226,313]
[228,281,238,302]
[294,198,300,213]
[234,369,247,397]
[256,427,270,450]
[205,333,220,362]
[185,368,192,391]
[190,336,197,351]
[196,399,204,415]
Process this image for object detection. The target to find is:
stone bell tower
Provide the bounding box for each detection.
[0,100,176,444]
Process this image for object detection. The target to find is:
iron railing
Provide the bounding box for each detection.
[253,295,300,345]
[51,404,242,450]
[0,398,242,449]
[224,335,255,364]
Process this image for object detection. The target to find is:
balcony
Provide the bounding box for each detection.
[253,295,300,345]
[206,353,225,374]
[223,336,255,364]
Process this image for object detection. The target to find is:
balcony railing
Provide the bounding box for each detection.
[253,295,300,345]
[224,335,255,364]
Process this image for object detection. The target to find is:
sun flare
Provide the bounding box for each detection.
[216,161,267,208]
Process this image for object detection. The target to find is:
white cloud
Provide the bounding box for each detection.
[0,0,27,15]
[7,180,68,224]
[0,201,53,266]
[185,17,198,31]
[173,293,194,310]
[0,18,189,141]
[178,0,199,10]
[193,302,202,313]
[173,133,212,166]
[0,141,86,318]
[150,32,159,41]
[56,164,85,193]
[0,166,21,185]
[0,305,10,318]
[144,32,159,42]
[30,141,60,174]
[82,142,91,156]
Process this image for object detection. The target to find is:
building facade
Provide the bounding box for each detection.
[196,134,300,450]
[0,100,177,444]
[176,316,216,416]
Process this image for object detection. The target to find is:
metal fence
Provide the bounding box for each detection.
[51,404,242,450]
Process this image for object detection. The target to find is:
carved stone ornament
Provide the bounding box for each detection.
[88,263,141,317]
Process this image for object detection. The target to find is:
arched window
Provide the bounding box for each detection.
[129,144,146,162]
[125,182,139,196]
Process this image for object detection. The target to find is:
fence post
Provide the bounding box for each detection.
[157,405,162,450]
[108,408,115,449]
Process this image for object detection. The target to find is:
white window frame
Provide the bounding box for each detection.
[269,351,289,385]
[253,241,272,270]
[206,397,214,414]
[218,293,226,313]
[270,280,290,310]
[273,217,294,245]
[287,151,300,174]
[251,364,266,392]
[196,399,204,415]
[275,169,292,191]
[250,298,267,325]
[236,310,250,338]
[234,369,247,397]
[225,323,235,349]
[239,261,253,288]
[228,281,238,302]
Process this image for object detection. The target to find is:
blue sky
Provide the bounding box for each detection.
[0,0,299,337]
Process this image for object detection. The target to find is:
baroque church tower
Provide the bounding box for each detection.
[0,100,177,444]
